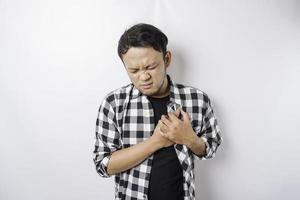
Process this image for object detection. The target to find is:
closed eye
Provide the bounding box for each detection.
[148,64,157,70]
[129,64,157,73]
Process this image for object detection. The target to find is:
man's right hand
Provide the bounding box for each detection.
[106,109,182,176]
[151,119,175,148]
[151,108,181,148]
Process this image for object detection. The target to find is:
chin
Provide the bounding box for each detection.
[141,88,156,96]
[141,90,152,95]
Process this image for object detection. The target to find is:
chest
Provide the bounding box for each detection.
[119,95,203,147]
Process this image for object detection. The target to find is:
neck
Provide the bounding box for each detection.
[151,76,169,98]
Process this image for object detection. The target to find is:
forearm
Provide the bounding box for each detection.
[186,132,206,157]
[107,138,161,176]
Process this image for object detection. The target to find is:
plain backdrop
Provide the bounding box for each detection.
[1,0,300,200]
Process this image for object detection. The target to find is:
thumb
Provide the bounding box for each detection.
[180,109,191,122]
[174,107,181,117]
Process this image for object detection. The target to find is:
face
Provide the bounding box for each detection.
[122,47,171,98]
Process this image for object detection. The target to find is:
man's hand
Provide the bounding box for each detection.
[151,117,175,148]
[159,108,196,146]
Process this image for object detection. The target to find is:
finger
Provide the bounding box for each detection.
[159,127,169,139]
[159,129,167,137]
[181,109,191,122]
[158,120,168,132]
[174,107,181,116]
[168,112,181,123]
[161,115,172,127]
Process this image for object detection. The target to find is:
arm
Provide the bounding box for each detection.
[107,137,161,176]
[93,95,164,177]
[192,94,223,160]
[159,97,222,160]
[107,120,174,175]
[93,96,121,178]
[186,132,207,157]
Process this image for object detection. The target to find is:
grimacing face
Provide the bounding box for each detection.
[122,47,172,98]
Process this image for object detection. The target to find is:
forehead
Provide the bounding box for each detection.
[122,47,163,68]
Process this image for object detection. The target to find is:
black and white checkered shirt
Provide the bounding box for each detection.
[93,74,223,200]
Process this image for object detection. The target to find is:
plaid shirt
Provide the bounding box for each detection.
[93,74,223,200]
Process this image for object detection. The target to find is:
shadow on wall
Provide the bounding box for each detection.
[166,45,190,83]
[169,46,228,199]
[194,98,227,200]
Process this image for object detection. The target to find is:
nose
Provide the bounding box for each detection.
[140,70,150,81]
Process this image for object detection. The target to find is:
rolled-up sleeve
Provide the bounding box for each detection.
[93,95,122,178]
[193,94,223,160]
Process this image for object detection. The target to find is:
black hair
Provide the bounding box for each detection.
[117,23,168,61]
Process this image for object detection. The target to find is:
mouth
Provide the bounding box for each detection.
[141,83,152,89]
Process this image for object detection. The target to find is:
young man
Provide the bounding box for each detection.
[93,23,223,200]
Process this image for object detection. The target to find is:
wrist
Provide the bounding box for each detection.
[186,132,206,156]
[148,136,163,151]
[186,133,198,149]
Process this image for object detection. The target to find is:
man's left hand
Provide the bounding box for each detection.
[159,108,196,145]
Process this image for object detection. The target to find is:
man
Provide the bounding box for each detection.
[93,23,223,200]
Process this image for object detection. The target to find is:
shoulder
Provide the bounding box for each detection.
[100,83,132,106]
[175,82,211,104]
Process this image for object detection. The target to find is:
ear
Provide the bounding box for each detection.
[164,51,172,67]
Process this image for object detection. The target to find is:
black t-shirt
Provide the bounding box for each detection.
[147,94,184,200]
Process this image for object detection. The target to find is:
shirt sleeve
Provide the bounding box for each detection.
[93,95,122,178]
[193,94,223,160]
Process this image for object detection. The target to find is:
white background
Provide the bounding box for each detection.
[1,0,300,199]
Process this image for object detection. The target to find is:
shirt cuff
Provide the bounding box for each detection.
[193,136,210,160]
[99,155,112,178]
